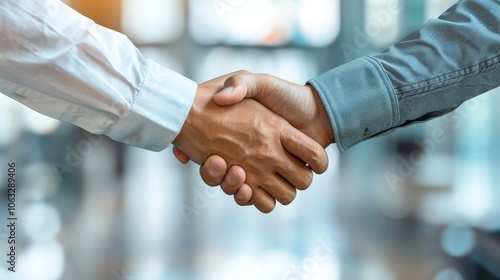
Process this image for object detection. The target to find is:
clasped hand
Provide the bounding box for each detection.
[173,71,334,213]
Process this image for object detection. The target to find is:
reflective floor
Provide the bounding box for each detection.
[1,1,499,280]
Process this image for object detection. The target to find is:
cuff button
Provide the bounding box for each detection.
[363,128,371,138]
[128,135,142,143]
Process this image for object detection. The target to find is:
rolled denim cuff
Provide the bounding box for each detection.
[308,57,399,152]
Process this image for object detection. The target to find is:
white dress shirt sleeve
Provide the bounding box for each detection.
[0,0,197,151]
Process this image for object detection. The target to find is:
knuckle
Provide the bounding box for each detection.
[259,73,273,81]
[235,69,250,75]
[270,115,285,128]
[256,144,280,163]
[308,144,326,165]
[309,145,323,161]
[296,171,313,191]
[279,189,297,205]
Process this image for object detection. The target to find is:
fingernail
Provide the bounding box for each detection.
[218,86,233,95]
[227,173,238,186]
[236,191,245,200]
[209,163,223,177]
[233,85,243,93]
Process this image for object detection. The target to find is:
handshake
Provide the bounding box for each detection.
[172,71,335,213]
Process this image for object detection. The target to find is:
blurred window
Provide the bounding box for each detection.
[195,47,318,84]
[189,0,340,47]
[364,0,402,48]
[425,0,458,21]
[121,0,184,44]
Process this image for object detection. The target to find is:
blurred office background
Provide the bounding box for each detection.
[1,0,499,279]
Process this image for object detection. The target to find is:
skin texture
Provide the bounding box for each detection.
[174,72,335,211]
[172,73,329,213]
[213,73,334,147]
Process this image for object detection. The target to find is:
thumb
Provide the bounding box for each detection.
[214,74,295,111]
[213,75,253,106]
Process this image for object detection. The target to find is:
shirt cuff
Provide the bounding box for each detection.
[107,60,197,151]
[308,56,399,152]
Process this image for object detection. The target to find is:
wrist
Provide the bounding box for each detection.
[307,84,335,145]
[172,86,208,164]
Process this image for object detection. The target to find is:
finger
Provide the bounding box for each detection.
[280,124,329,174]
[258,175,297,206]
[199,156,228,186]
[213,77,248,106]
[214,73,295,106]
[220,165,246,195]
[250,186,276,213]
[213,75,249,106]
[173,147,190,164]
[234,183,253,206]
[201,70,250,92]
[275,152,314,191]
[214,73,276,106]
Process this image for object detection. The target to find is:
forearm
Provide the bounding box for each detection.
[0,0,196,151]
[309,0,500,152]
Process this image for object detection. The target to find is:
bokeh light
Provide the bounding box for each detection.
[434,268,464,280]
[22,202,61,241]
[0,93,23,146]
[122,0,184,44]
[21,162,60,200]
[18,241,65,280]
[298,0,340,47]
[440,226,476,258]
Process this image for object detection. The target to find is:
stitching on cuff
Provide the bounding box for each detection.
[395,55,500,98]
[365,56,401,129]
[108,59,151,137]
